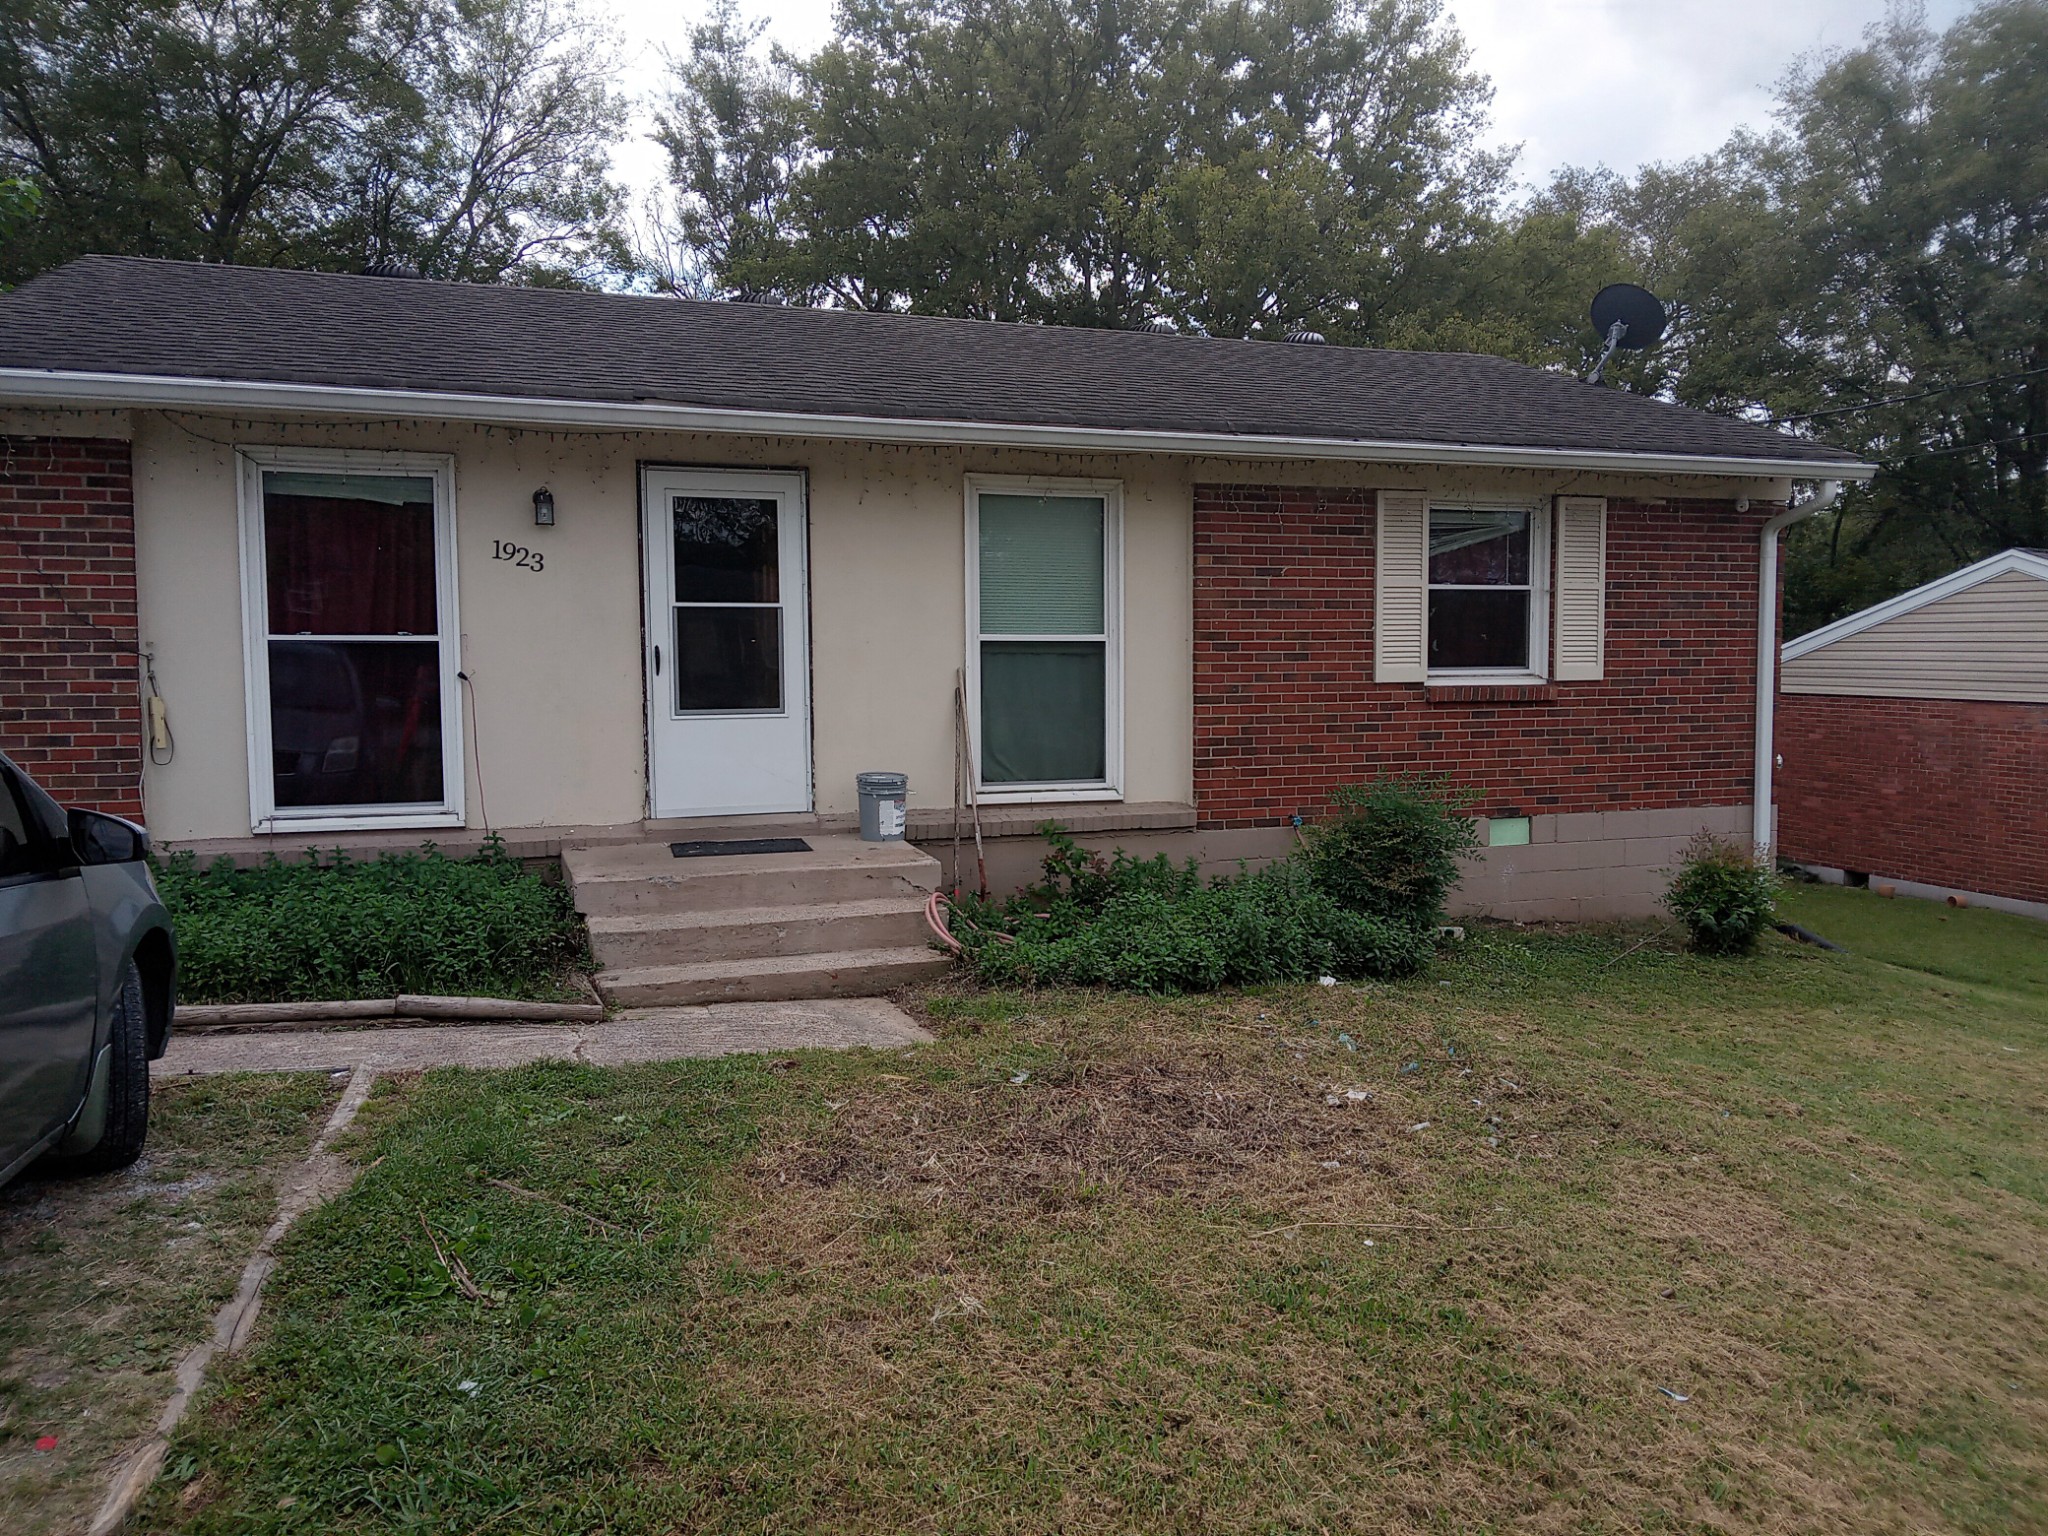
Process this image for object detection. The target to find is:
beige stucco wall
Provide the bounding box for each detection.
[1782,568,2048,703]
[120,408,1788,842]
[129,414,1204,839]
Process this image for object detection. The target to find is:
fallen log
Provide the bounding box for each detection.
[174,995,606,1030]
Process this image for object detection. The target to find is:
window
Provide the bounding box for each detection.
[668,495,784,714]
[238,450,462,831]
[1427,504,1549,679]
[0,772,36,882]
[967,477,1121,798]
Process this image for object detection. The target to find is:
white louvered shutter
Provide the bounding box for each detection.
[1374,490,1428,682]
[1553,495,1607,681]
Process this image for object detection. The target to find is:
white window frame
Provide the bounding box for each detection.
[1424,497,1551,686]
[964,473,1124,803]
[236,446,465,833]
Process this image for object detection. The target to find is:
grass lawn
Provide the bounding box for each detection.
[1780,881,2048,1003]
[146,902,2048,1534]
[0,1072,342,1536]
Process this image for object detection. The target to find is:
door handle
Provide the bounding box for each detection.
[653,644,662,676]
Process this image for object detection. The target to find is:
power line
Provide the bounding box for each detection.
[1774,363,2048,424]
[1894,429,2045,462]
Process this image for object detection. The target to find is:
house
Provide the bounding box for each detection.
[0,257,1871,997]
[1777,549,2048,919]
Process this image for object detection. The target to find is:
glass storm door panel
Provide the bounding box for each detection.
[642,469,811,817]
[258,469,451,814]
[975,492,1112,788]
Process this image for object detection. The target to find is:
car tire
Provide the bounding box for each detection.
[52,959,151,1174]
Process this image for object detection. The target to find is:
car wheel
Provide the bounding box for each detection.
[52,959,150,1174]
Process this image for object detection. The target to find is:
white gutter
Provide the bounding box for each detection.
[1755,480,1843,855]
[0,367,1880,481]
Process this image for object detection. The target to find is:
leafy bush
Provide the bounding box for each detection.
[1302,776,1481,927]
[948,826,1432,995]
[156,837,587,1003]
[1663,834,1779,956]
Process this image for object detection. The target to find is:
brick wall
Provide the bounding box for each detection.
[0,436,142,816]
[1777,693,2048,906]
[1193,486,1770,827]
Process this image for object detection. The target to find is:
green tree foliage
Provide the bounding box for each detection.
[1552,2,2048,632]
[0,175,38,280]
[649,0,1510,339]
[0,0,628,286]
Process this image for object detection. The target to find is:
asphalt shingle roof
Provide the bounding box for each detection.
[0,256,1863,469]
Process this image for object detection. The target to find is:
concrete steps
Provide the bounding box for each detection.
[564,833,952,1005]
[599,947,951,1007]
[586,894,932,967]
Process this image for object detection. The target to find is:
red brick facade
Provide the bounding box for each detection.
[1192,486,1771,827]
[0,436,142,817]
[1776,693,2048,906]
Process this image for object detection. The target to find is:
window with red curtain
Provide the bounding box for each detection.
[261,472,444,809]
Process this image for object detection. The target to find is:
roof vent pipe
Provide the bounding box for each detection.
[1754,479,1842,858]
[1284,329,1327,345]
[361,259,422,279]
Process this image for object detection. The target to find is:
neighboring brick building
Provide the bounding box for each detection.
[1777,550,2048,914]
[0,434,142,817]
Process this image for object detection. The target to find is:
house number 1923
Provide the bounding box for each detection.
[491,540,545,572]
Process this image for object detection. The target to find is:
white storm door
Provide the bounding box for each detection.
[642,468,811,818]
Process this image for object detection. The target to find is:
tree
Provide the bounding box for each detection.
[327,0,629,284]
[0,0,403,279]
[647,0,1509,337]
[0,0,628,287]
[0,175,38,273]
[1546,1,2048,632]
[641,0,807,299]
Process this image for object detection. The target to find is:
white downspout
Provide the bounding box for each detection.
[1755,480,1842,854]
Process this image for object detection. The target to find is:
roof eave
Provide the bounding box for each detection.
[1783,547,2048,659]
[0,367,1879,482]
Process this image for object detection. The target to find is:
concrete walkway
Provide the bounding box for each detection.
[154,998,933,1076]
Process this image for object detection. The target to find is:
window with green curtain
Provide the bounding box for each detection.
[976,492,1110,786]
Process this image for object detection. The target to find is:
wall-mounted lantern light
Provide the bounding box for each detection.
[532,487,556,527]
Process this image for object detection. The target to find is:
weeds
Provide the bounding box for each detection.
[155,836,586,1003]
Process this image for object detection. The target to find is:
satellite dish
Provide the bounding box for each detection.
[1585,283,1668,383]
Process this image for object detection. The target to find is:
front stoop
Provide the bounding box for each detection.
[565,834,954,1005]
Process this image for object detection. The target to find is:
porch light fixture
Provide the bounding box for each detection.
[532,486,556,526]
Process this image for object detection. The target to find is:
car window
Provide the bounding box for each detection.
[0,773,35,880]
[12,766,71,846]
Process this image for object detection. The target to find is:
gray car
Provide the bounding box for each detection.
[0,751,176,1187]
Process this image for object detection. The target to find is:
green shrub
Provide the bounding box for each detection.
[155,837,587,1004]
[1663,834,1779,956]
[1302,776,1481,927]
[948,826,1432,995]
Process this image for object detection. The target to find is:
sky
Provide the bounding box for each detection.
[606,0,1977,199]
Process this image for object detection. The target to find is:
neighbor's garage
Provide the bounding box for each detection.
[1776,549,2048,914]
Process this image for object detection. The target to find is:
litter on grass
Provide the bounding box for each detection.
[1010,1071,1031,1085]
[1656,1387,1691,1403]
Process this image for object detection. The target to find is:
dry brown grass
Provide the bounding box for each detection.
[142,912,2048,1535]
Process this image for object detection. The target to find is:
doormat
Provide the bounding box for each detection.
[670,837,813,858]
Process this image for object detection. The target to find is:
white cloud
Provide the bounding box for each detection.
[1445,0,1973,186]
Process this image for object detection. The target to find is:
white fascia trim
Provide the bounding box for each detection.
[1783,548,2048,660]
[0,367,1880,481]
